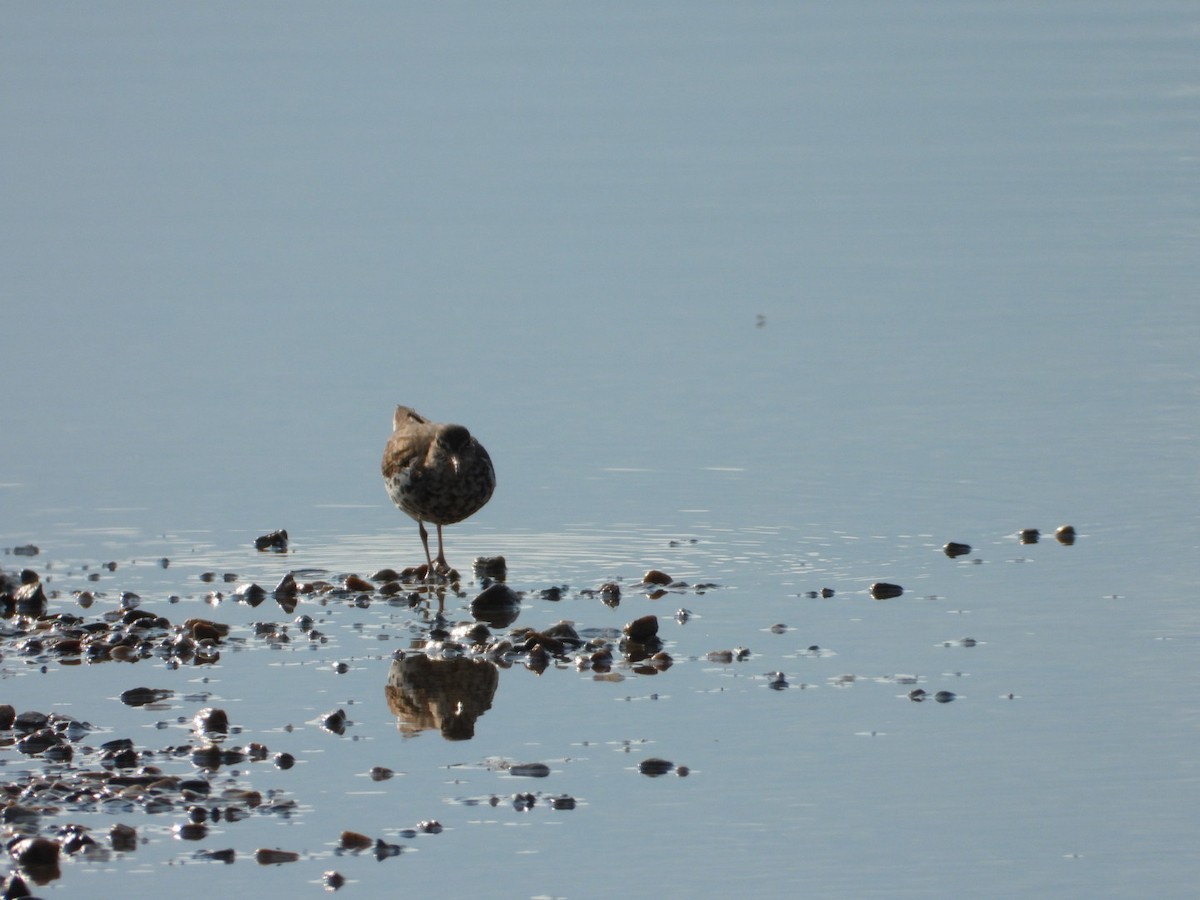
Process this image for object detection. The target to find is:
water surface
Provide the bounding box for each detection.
[2,2,1198,897]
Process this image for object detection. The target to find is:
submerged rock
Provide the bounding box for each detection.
[254,529,289,552]
[622,615,659,643]
[472,556,507,581]
[470,583,521,628]
[254,848,300,865]
[193,707,230,737]
[509,762,550,778]
[641,569,672,586]
[638,758,675,777]
[320,708,348,735]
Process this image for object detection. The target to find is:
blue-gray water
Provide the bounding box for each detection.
[2,2,1198,897]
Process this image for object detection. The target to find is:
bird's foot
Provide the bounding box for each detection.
[400,561,460,585]
[432,557,460,582]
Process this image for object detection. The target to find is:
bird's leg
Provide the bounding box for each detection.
[417,521,436,578]
[434,523,450,574]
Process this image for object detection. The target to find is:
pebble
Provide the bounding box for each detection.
[869,582,903,600]
[254,529,289,552]
[193,707,230,737]
[472,556,508,581]
[642,569,673,586]
[10,835,60,869]
[120,687,172,707]
[638,758,675,777]
[623,615,659,643]
[234,582,267,605]
[254,848,300,865]
[320,708,348,735]
[324,871,346,891]
[343,573,374,592]
[509,762,550,778]
[339,831,373,851]
[109,823,138,852]
[470,583,522,628]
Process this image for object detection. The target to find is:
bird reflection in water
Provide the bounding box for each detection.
[385,653,499,741]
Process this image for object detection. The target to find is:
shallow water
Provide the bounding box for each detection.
[3,2,1199,897]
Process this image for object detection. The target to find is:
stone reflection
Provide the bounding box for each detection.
[385,653,499,741]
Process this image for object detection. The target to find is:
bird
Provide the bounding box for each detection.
[381,405,496,578]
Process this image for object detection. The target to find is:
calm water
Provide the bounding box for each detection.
[3,2,1198,897]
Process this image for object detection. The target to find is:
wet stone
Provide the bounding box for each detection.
[273,572,298,600]
[642,569,673,586]
[320,708,348,735]
[638,758,675,777]
[869,582,903,600]
[373,840,402,859]
[193,707,230,737]
[339,831,373,851]
[472,556,507,581]
[343,573,374,592]
[120,687,173,707]
[173,822,207,841]
[109,823,138,852]
[13,710,49,732]
[623,615,659,643]
[470,583,522,628]
[11,835,60,869]
[943,541,972,558]
[254,529,289,552]
[509,762,550,778]
[324,871,346,891]
[234,583,266,605]
[255,848,300,865]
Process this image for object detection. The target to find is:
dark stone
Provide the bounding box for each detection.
[254,529,289,552]
[642,569,672,586]
[472,556,507,581]
[623,615,659,643]
[638,758,675,777]
[470,583,522,628]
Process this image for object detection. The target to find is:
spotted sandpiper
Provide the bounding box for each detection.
[381,406,495,578]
